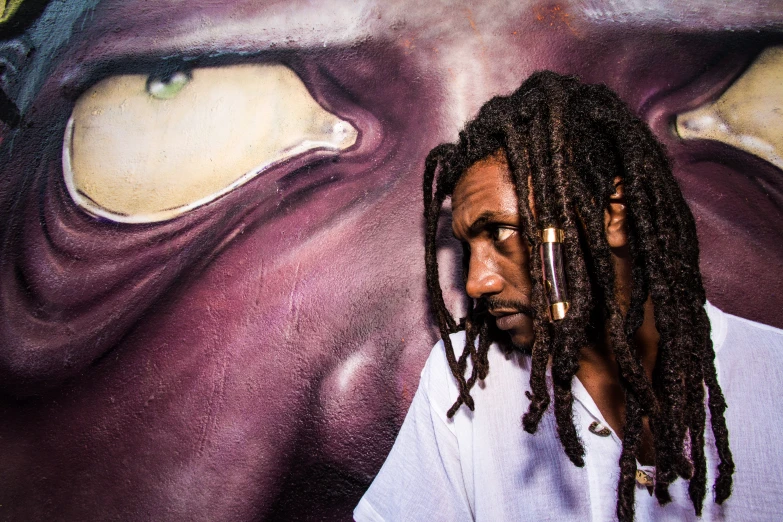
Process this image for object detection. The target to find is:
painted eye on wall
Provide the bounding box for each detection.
[675,45,783,172]
[62,63,358,223]
[146,71,192,100]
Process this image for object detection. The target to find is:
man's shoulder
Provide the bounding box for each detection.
[424,331,466,369]
[709,304,783,396]
[418,331,467,399]
[421,331,532,406]
[725,312,783,340]
[711,303,783,357]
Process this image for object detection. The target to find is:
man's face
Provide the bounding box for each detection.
[451,152,535,350]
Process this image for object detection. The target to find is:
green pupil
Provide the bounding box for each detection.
[147,71,190,100]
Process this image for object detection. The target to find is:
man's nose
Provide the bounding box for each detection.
[465,251,503,299]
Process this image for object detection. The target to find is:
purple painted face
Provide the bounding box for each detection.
[1,1,782,520]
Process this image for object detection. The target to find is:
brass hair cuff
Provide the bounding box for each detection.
[540,226,569,321]
[550,302,570,321]
[541,227,564,243]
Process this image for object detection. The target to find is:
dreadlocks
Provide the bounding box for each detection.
[422,71,733,522]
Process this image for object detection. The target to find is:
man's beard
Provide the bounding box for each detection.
[478,297,536,353]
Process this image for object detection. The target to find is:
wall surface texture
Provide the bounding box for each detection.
[1,1,782,520]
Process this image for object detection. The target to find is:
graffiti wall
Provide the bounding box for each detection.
[1,1,781,520]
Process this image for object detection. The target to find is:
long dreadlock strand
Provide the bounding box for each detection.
[423,148,473,414]
[525,95,587,464]
[616,391,644,521]
[475,319,492,380]
[699,309,734,503]
[537,77,595,467]
[502,121,552,433]
[686,361,708,514]
[458,301,482,401]
[585,88,697,503]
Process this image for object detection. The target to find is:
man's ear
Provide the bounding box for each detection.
[604,178,628,249]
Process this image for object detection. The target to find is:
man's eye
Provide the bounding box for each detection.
[492,227,516,242]
[63,63,358,223]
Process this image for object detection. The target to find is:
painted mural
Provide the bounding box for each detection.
[1,1,781,520]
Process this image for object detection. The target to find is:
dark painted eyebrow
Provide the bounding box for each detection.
[61,50,301,100]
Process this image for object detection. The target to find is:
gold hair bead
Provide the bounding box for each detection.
[540,227,569,320]
[541,227,564,243]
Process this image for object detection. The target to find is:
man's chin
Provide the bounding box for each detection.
[490,325,534,354]
[510,336,534,354]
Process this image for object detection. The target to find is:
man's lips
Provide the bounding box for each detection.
[491,310,532,331]
[482,298,535,331]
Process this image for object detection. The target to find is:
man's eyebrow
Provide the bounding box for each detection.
[466,211,511,236]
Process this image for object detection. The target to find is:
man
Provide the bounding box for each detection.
[355,72,783,521]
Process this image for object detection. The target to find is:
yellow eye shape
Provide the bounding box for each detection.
[675,45,783,172]
[493,227,516,242]
[0,0,25,24]
[146,71,191,100]
[63,63,358,223]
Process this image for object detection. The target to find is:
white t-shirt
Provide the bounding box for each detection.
[355,303,783,521]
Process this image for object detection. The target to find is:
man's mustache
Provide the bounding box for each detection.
[476,297,536,318]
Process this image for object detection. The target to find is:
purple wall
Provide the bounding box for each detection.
[1,1,782,520]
